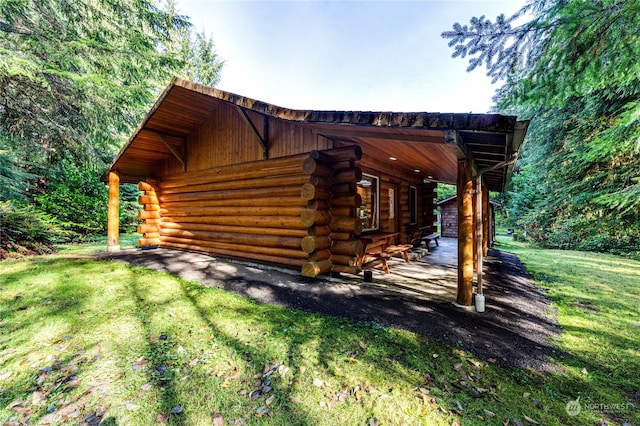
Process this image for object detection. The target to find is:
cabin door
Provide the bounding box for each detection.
[387,185,398,233]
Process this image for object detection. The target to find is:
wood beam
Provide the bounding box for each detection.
[236,106,268,159]
[155,132,186,172]
[444,130,467,159]
[313,128,444,144]
[457,159,474,306]
[482,183,490,256]
[107,171,120,252]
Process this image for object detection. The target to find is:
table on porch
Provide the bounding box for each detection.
[357,232,412,274]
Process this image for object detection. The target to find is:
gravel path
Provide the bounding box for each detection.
[98,246,562,371]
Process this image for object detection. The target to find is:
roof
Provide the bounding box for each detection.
[103,77,529,191]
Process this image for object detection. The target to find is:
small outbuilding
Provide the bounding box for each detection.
[438,195,500,245]
[102,78,528,306]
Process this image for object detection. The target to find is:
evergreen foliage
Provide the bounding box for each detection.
[0,0,223,254]
[443,0,640,257]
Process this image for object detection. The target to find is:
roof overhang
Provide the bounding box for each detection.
[103,77,529,192]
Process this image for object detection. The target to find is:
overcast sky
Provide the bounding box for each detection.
[175,1,526,113]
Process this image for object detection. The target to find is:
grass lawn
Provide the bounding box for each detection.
[0,237,638,425]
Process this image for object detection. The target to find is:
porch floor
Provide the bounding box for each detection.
[341,237,459,302]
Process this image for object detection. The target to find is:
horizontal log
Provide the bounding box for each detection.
[138,181,155,192]
[138,224,159,234]
[159,185,302,203]
[161,165,304,189]
[145,218,161,225]
[161,215,306,230]
[160,236,309,259]
[160,242,306,268]
[302,157,333,177]
[308,249,331,262]
[331,160,355,171]
[329,206,354,217]
[329,254,358,266]
[329,216,362,234]
[300,236,332,253]
[331,264,361,275]
[143,232,160,239]
[139,195,159,205]
[138,210,161,220]
[330,182,356,195]
[144,204,160,211]
[311,145,362,162]
[160,206,305,218]
[330,194,362,208]
[307,226,331,237]
[301,259,333,277]
[300,209,332,227]
[331,239,364,257]
[329,231,353,241]
[160,175,313,196]
[137,238,160,246]
[301,183,330,201]
[306,200,330,211]
[331,167,362,184]
[162,196,308,210]
[161,152,312,187]
[159,222,308,238]
[160,228,302,249]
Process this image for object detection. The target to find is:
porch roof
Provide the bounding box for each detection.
[103,77,529,191]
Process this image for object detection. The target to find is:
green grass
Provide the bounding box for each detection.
[0,238,638,425]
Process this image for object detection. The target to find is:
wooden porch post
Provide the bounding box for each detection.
[482,183,490,256]
[107,171,120,252]
[456,159,474,306]
[475,177,484,295]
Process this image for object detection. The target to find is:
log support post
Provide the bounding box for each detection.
[456,159,474,306]
[482,183,490,256]
[107,171,120,252]
[475,177,484,295]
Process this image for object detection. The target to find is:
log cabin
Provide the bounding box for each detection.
[102,77,529,306]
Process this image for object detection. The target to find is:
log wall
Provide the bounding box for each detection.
[139,147,365,277]
[137,179,161,247]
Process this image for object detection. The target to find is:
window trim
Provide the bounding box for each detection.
[409,185,418,225]
[358,173,380,232]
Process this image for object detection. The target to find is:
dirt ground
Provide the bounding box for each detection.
[98,246,563,372]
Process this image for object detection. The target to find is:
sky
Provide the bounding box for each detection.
[175,1,526,113]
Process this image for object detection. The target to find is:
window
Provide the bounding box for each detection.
[357,174,379,231]
[409,186,418,225]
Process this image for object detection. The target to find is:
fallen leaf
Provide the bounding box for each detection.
[487,358,497,363]
[523,392,530,399]
[250,390,262,400]
[532,399,543,409]
[513,419,524,426]
[237,389,247,396]
[299,366,306,374]
[170,406,183,414]
[455,400,464,411]
[156,413,169,423]
[523,415,539,425]
[32,391,47,406]
[291,397,302,403]
[211,413,224,426]
[0,371,12,380]
[580,367,588,375]
[265,395,275,406]
[369,417,379,426]
[141,382,154,391]
[313,378,323,387]
[483,409,495,417]
[255,406,269,416]
[432,354,439,358]
[359,341,367,350]
[453,363,463,371]
[451,420,461,426]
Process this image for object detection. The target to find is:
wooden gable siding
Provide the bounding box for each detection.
[163,102,332,176]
